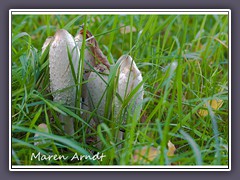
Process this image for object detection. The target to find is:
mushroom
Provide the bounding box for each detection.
[47,29,80,135]
[34,123,49,146]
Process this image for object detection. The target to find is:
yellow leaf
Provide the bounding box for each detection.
[198,108,209,117]
[198,99,224,117]
[133,146,159,163]
[167,140,176,156]
[210,99,223,110]
[132,141,176,163]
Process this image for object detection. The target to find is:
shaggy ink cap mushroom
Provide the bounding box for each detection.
[48,29,80,135]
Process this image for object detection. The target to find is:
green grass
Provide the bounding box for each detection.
[11,14,229,166]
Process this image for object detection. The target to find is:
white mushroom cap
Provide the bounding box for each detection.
[116,55,143,98]
[114,55,144,119]
[49,29,79,105]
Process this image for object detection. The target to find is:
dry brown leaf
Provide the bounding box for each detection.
[198,99,224,117]
[120,25,136,34]
[79,28,110,70]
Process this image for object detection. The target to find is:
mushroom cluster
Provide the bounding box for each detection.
[41,27,144,144]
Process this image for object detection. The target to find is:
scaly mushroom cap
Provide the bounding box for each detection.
[49,29,79,105]
[116,55,143,98]
[114,55,144,119]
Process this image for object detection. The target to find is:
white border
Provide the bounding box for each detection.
[9,9,231,171]
[11,9,229,15]
[228,9,231,172]
[11,165,228,171]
